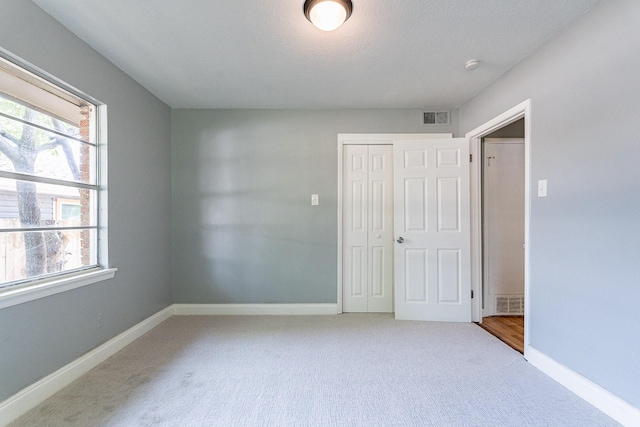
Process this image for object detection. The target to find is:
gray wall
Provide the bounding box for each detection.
[0,1,172,401]
[460,0,640,407]
[172,109,457,303]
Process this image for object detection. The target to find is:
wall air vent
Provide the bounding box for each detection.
[495,296,524,315]
[422,111,450,126]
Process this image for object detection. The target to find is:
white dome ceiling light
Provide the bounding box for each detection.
[304,0,353,31]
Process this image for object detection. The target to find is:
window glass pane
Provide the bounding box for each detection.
[61,203,81,220]
[0,53,102,290]
[0,93,86,141]
[0,228,97,287]
[0,97,96,185]
[0,57,89,141]
[0,178,97,228]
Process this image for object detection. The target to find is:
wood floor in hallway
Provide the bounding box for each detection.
[478,316,524,354]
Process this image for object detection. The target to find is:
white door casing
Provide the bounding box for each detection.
[465,99,531,351]
[393,138,471,321]
[342,145,394,312]
[483,139,525,316]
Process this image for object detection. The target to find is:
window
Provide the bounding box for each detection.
[0,53,107,293]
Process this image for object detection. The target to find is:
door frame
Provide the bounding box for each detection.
[465,100,531,356]
[337,133,452,314]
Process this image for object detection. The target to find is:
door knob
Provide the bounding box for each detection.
[396,237,404,244]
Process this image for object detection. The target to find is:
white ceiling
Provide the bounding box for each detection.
[32,0,599,109]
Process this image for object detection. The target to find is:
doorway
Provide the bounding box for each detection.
[480,121,525,352]
[466,100,531,357]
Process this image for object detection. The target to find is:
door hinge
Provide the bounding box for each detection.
[471,290,474,298]
[469,154,473,162]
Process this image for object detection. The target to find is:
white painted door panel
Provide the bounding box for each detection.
[343,145,368,312]
[367,146,394,312]
[343,145,393,312]
[394,138,471,321]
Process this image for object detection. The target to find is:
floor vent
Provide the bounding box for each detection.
[495,296,524,315]
[422,111,450,126]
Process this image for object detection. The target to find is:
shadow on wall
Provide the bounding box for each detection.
[174,115,336,304]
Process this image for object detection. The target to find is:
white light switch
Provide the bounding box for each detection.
[311,194,319,205]
[537,179,547,197]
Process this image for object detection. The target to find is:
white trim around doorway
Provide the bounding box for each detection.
[465,100,532,356]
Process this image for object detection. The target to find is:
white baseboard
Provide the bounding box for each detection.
[0,305,173,427]
[173,303,339,316]
[526,346,640,427]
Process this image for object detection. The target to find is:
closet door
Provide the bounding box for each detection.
[343,145,393,312]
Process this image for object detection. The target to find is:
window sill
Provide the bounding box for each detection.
[0,268,117,310]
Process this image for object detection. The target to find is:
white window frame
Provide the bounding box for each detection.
[0,49,115,309]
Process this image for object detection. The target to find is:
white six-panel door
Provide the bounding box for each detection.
[393,138,471,321]
[343,145,394,312]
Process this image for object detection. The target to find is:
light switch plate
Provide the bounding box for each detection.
[537,179,547,197]
[311,194,319,205]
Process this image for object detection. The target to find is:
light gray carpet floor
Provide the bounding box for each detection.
[9,314,620,426]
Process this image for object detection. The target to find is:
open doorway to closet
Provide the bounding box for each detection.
[467,100,531,357]
[479,119,525,353]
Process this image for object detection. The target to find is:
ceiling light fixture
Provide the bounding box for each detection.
[304,0,353,32]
